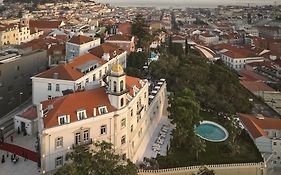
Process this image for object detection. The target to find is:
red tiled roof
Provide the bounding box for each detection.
[41,88,116,128]
[239,70,268,82]
[126,76,141,97]
[240,80,275,92]
[239,113,281,139]
[35,53,105,80]
[172,35,186,41]
[41,75,145,129]
[20,106,38,120]
[89,43,124,60]
[68,35,94,45]
[118,22,132,35]
[106,34,133,42]
[29,20,64,29]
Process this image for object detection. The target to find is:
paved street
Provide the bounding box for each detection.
[0,98,32,139]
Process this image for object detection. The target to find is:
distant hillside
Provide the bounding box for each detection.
[4,0,73,3]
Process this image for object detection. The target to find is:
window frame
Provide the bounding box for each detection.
[55,156,63,167]
[98,106,108,115]
[121,118,126,128]
[55,137,63,148]
[121,135,126,145]
[55,84,60,92]
[48,83,52,91]
[100,125,107,135]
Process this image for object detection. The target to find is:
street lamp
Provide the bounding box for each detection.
[19,92,23,105]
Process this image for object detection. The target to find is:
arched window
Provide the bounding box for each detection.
[120,80,124,91]
[113,81,117,93]
[121,98,124,107]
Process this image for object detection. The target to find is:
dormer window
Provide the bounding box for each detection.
[98,106,108,115]
[77,109,87,120]
[58,115,70,125]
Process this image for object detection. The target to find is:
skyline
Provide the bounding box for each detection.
[96,0,279,8]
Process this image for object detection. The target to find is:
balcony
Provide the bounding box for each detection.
[72,138,93,149]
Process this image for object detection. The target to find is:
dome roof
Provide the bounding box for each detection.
[111,64,124,74]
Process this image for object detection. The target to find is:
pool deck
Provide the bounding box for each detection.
[141,115,174,159]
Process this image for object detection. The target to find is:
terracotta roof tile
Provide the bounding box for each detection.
[68,35,94,45]
[89,43,124,60]
[29,20,64,29]
[35,53,105,80]
[41,75,145,129]
[106,34,133,42]
[42,88,116,128]
[126,76,142,97]
[240,80,275,92]
[239,113,281,139]
[20,106,38,120]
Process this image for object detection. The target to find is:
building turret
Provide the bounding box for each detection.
[107,64,128,109]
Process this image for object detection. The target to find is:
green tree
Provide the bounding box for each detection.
[55,141,138,175]
[168,88,205,159]
[132,14,153,50]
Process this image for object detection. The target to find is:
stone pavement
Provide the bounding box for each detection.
[0,149,40,175]
[0,130,39,175]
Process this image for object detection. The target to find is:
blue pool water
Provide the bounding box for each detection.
[194,122,228,142]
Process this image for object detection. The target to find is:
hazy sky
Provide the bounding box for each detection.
[96,0,279,6]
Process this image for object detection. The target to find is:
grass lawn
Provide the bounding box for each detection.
[156,111,263,168]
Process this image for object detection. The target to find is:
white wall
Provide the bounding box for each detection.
[39,80,153,173]
[32,77,75,105]
[14,115,37,135]
[255,136,272,153]
[221,53,264,71]
[65,38,101,60]
[32,51,127,105]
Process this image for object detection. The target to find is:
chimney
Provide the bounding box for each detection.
[256,114,264,120]
[102,53,110,61]
[53,72,59,79]
[48,104,54,110]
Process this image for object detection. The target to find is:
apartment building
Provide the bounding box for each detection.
[65,35,101,60]
[0,23,43,46]
[32,43,127,105]
[219,46,264,71]
[38,64,167,173]
[240,114,281,167]
[105,35,135,53]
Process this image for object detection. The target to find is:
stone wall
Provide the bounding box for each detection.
[138,162,266,175]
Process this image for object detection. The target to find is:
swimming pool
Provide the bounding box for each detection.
[194,121,229,142]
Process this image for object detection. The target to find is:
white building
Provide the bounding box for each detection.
[65,35,101,60]
[220,48,264,71]
[32,43,127,105]
[14,106,38,136]
[38,64,167,173]
[239,113,281,167]
[105,35,135,53]
[199,33,219,45]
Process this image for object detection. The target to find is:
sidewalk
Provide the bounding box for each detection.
[0,149,40,175]
[0,98,32,139]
